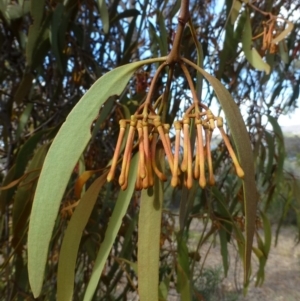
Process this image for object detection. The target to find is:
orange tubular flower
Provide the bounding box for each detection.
[151,132,167,182]
[171,121,181,187]
[119,116,136,187]
[153,117,175,176]
[194,138,199,179]
[107,119,127,182]
[137,120,146,179]
[205,128,215,186]
[135,155,143,191]
[163,124,173,155]
[181,117,190,172]
[142,120,153,188]
[196,120,206,188]
[186,129,193,189]
[217,117,244,178]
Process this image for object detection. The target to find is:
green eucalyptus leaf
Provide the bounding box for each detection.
[51,3,65,74]
[158,12,168,56]
[242,11,270,74]
[263,131,275,185]
[272,20,294,44]
[57,174,107,301]
[97,0,109,34]
[159,277,170,301]
[26,0,46,67]
[254,212,271,286]
[91,96,115,141]
[230,0,242,24]
[16,103,33,140]
[12,144,48,252]
[110,9,140,25]
[219,228,229,277]
[30,0,44,24]
[27,58,165,298]
[279,40,289,64]
[268,116,285,184]
[6,1,30,21]
[83,154,138,301]
[176,234,191,300]
[138,177,163,301]
[13,73,34,105]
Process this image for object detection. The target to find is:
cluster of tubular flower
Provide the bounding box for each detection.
[171,109,245,189]
[107,108,244,191]
[107,114,171,190]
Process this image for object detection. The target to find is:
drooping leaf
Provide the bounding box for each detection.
[5,1,30,21]
[158,12,168,56]
[27,57,165,297]
[148,21,160,58]
[183,58,257,288]
[213,186,245,266]
[176,234,191,301]
[122,15,138,64]
[91,96,115,141]
[242,11,270,74]
[278,40,289,64]
[57,174,107,301]
[217,7,245,79]
[263,131,275,185]
[272,20,294,44]
[110,9,140,25]
[230,0,242,25]
[97,0,109,34]
[16,103,33,140]
[13,73,34,105]
[12,144,48,252]
[268,116,285,184]
[159,277,170,301]
[255,212,271,286]
[219,228,229,277]
[138,174,163,301]
[50,3,66,74]
[15,131,45,180]
[26,0,46,67]
[169,0,181,18]
[106,213,138,291]
[83,154,138,301]
[0,130,46,212]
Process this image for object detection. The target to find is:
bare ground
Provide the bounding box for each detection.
[195,224,300,301]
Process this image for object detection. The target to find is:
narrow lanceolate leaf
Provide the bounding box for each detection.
[83,155,138,301]
[242,11,270,74]
[230,0,242,25]
[182,58,257,288]
[255,211,271,286]
[97,0,109,34]
[158,12,168,56]
[138,175,163,301]
[272,20,294,44]
[16,103,33,140]
[57,174,107,301]
[176,235,191,300]
[27,57,166,298]
[12,144,49,251]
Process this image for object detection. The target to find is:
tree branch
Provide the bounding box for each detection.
[166,0,190,63]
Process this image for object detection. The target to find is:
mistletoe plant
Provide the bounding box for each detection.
[27,1,258,300]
